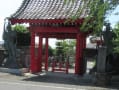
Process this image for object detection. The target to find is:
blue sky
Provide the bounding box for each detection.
[0,0,119,46]
[106,6,119,27]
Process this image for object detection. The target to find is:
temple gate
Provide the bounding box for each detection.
[9,0,91,75]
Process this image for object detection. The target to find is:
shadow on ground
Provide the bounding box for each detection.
[23,71,119,90]
[23,72,92,85]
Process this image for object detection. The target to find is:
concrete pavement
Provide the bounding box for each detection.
[0,63,119,90]
[0,70,119,90]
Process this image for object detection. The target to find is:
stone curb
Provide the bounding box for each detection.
[0,67,22,75]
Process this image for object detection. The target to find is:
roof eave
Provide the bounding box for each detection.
[10,18,84,25]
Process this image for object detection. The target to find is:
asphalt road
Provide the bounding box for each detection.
[0,71,118,90]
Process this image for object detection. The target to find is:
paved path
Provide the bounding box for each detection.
[0,72,118,90]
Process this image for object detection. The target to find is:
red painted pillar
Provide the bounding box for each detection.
[75,33,80,74]
[80,34,86,75]
[30,31,37,73]
[37,35,43,72]
[75,33,85,75]
[45,38,48,71]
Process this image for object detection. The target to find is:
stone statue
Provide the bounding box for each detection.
[102,23,116,55]
[3,18,19,68]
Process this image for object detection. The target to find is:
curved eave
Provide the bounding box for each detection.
[11,0,30,18]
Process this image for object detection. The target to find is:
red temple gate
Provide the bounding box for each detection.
[9,0,91,75]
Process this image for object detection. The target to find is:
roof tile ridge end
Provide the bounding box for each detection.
[10,0,31,19]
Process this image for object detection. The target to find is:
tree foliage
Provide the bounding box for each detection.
[55,40,76,56]
[11,24,31,46]
[42,45,54,56]
[12,24,29,33]
[55,41,64,56]
[65,0,119,33]
[113,22,119,53]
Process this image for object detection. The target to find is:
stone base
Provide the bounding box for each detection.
[93,73,112,86]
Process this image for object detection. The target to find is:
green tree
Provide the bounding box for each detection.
[42,45,54,56]
[12,24,30,46]
[55,40,76,56]
[55,41,64,56]
[65,0,119,33]
[12,24,29,33]
[62,40,76,56]
[113,22,119,53]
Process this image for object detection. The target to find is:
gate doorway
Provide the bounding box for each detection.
[45,39,76,74]
[35,38,76,74]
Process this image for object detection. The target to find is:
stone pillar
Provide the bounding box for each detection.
[94,47,111,86]
[97,47,107,73]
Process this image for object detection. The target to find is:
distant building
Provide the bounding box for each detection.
[86,43,96,49]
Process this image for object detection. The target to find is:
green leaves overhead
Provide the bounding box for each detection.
[65,0,119,34]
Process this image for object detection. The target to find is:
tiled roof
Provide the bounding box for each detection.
[11,0,89,20]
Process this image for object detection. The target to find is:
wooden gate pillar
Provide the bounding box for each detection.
[75,33,84,75]
[45,38,48,71]
[81,34,87,74]
[37,35,43,72]
[30,31,37,73]
[75,33,80,74]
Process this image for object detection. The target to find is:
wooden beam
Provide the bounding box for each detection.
[30,26,79,34]
[37,33,77,39]
[10,18,84,25]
